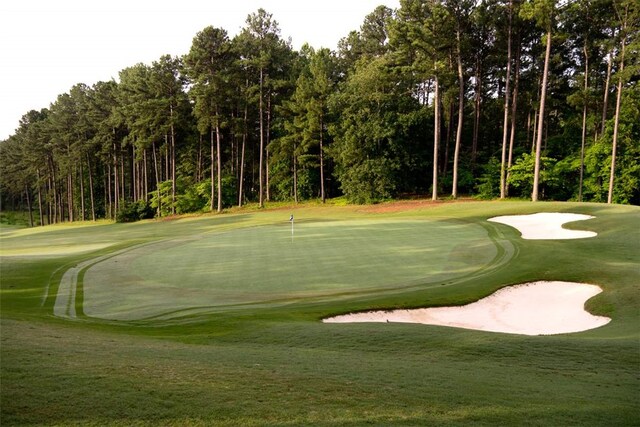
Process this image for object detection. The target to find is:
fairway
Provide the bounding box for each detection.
[1,201,638,426]
[77,218,503,320]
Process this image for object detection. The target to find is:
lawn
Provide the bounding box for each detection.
[1,200,638,426]
[76,217,502,320]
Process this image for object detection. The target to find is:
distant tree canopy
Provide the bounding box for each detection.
[1,1,638,224]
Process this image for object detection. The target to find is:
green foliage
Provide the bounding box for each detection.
[475,157,501,199]
[329,56,424,203]
[148,177,238,216]
[583,140,612,203]
[177,179,211,214]
[267,156,295,201]
[507,152,559,199]
[585,137,640,205]
[519,0,555,31]
[583,84,640,204]
[337,158,399,204]
[150,179,214,216]
[115,199,154,223]
[0,211,33,227]
[183,26,232,134]
[219,175,238,208]
[149,180,174,217]
[270,46,337,202]
[2,0,639,226]
[553,153,581,201]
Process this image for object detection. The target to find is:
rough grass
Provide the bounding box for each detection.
[1,200,639,426]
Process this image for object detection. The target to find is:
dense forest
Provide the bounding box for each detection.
[1,0,638,225]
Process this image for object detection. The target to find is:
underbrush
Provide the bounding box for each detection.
[0,210,35,227]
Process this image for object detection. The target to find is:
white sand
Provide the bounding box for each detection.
[323,281,611,335]
[325,213,605,335]
[487,212,596,239]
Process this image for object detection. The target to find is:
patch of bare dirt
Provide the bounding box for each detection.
[357,198,475,214]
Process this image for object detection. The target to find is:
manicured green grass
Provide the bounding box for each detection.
[78,217,500,320]
[1,201,639,426]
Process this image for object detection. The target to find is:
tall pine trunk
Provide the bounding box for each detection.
[165,134,169,182]
[258,67,265,208]
[106,165,112,219]
[113,142,119,214]
[266,95,272,202]
[600,47,613,137]
[132,145,137,202]
[86,155,95,221]
[443,102,453,175]
[319,112,326,203]
[120,149,125,205]
[170,106,176,215]
[608,22,626,204]
[67,172,73,222]
[197,134,203,182]
[216,120,222,213]
[579,42,589,202]
[79,162,85,221]
[506,39,521,196]
[50,159,58,223]
[432,76,440,201]
[143,148,148,201]
[500,0,513,199]
[532,29,552,202]
[25,185,33,227]
[452,22,464,199]
[152,141,161,217]
[210,127,215,211]
[472,58,482,169]
[293,153,298,204]
[238,100,248,207]
[36,168,44,226]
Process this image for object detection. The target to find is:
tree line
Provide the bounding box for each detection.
[1,0,638,226]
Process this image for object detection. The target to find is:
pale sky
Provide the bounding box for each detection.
[0,0,399,141]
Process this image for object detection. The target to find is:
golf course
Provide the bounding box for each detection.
[1,200,638,425]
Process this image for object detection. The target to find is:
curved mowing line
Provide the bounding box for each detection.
[52,242,160,319]
[49,220,273,320]
[131,221,519,322]
[58,218,518,323]
[42,262,73,307]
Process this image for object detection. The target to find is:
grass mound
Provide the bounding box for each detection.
[79,218,502,320]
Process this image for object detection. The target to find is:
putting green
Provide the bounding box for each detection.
[72,218,510,320]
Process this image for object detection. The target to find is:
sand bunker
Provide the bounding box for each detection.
[488,212,596,239]
[323,281,610,335]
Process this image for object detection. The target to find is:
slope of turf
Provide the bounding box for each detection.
[79,218,503,320]
[1,201,638,426]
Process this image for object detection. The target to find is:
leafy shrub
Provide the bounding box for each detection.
[337,158,398,204]
[149,180,175,217]
[507,153,558,199]
[148,177,237,215]
[475,157,501,200]
[115,199,154,223]
[148,179,211,216]
[220,175,237,208]
[177,179,211,214]
[0,211,32,226]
